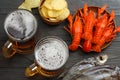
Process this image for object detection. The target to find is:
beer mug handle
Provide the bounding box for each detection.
[2,40,16,58]
[25,63,39,77]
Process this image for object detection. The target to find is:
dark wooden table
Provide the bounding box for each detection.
[1,0,120,80]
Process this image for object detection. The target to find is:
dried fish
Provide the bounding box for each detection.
[70,65,120,80]
[60,54,108,80]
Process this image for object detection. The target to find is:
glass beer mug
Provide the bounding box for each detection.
[2,9,38,58]
[25,36,69,78]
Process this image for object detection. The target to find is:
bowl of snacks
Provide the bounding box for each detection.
[38,0,70,25]
[64,3,120,53]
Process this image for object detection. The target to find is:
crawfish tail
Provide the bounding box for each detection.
[69,33,81,51]
[106,33,116,42]
[82,40,92,52]
[92,45,101,52]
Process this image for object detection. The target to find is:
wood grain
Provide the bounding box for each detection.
[0,0,120,80]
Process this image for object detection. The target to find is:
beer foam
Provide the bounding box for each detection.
[4,10,37,40]
[35,40,68,70]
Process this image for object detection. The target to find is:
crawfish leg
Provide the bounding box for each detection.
[67,14,73,34]
[98,4,108,18]
[64,14,73,36]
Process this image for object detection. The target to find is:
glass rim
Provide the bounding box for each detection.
[34,36,69,70]
[4,9,38,42]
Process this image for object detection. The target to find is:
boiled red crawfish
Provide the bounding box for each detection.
[64,3,120,53]
[80,3,96,52]
[64,13,83,51]
[91,5,120,52]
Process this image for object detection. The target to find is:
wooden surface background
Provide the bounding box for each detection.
[1,0,120,80]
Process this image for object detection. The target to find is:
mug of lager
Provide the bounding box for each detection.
[2,9,38,58]
[25,36,69,78]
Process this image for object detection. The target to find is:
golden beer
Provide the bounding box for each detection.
[2,9,37,58]
[25,36,69,78]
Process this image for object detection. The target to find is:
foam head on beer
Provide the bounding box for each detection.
[4,9,37,41]
[35,37,69,70]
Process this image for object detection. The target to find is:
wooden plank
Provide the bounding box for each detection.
[0,0,120,80]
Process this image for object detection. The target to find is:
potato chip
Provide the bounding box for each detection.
[56,8,70,20]
[51,0,67,10]
[49,18,58,22]
[18,0,40,11]
[43,0,53,10]
[28,0,40,8]
[38,0,70,22]
[40,6,49,18]
[47,9,64,18]
[18,2,32,11]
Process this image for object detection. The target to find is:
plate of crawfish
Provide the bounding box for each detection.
[64,3,120,53]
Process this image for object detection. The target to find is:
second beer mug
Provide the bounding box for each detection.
[2,9,38,58]
[25,36,69,78]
